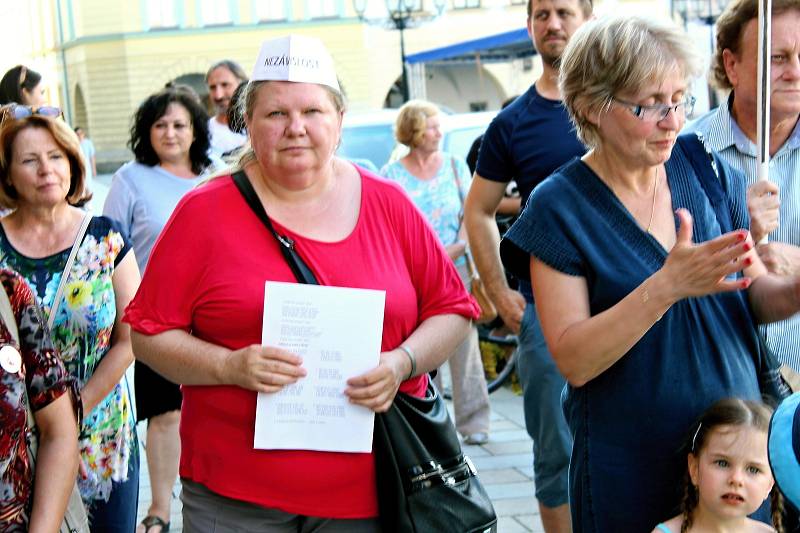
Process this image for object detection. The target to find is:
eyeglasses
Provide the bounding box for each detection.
[1,104,62,122]
[8,104,62,119]
[613,95,696,122]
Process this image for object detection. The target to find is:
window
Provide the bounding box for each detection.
[452,0,481,8]
[391,0,422,11]
[509,0,527,5]
[256,0,287,20]
[200,0,232,25]
[146,0,178,28]
[307,0,339,18]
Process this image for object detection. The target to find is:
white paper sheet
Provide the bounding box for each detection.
[254,281,386,453]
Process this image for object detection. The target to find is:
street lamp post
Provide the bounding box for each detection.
[353,0,446,104]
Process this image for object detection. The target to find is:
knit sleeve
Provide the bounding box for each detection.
[504,173,585,277]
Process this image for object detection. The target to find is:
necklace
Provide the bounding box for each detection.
[645,165,660,233]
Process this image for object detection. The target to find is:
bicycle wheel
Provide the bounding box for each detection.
[480,331,518,394]
[440,329,518,400]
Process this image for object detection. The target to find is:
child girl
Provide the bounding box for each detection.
[653,398,784,533]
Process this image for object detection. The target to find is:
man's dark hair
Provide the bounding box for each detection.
[527,0,593,18]
[129,87,212,175]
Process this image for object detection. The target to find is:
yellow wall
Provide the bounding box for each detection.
[58,1,536,161]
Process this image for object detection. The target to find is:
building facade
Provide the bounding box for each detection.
[7,0,673,166]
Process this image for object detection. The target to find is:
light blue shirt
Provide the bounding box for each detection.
[380,153,471,250]
[688,95,800,371]
[102,161,220,273]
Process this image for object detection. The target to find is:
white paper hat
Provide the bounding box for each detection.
[252,34,340,92]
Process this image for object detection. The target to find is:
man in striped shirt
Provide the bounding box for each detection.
[689,0,800,371]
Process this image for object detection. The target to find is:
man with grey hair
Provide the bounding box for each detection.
[688,0,800,372]
[206,59,248,155]
[463,0,591,531]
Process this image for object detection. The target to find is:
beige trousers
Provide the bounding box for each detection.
[433,260,491,436]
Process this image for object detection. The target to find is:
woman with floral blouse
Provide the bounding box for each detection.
[0,268,79,531]
[0,107,140,532]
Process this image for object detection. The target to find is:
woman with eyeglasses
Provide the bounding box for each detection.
[501,17,800,532]
[0,105,141,532]
[102,86,219,533]
[0,66,46,107]
[0,269,80,531]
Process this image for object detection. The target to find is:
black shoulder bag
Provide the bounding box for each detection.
[231,171,497,533]
[675,133,791,406]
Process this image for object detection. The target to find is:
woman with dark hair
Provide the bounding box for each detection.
[103,86,220,533]
[0,268,80,531]
[0,105,140,531]
[0,66,46,106]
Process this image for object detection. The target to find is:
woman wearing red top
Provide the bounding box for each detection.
[126,35,477,531]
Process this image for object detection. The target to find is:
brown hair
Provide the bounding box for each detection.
[712,0,800,89]
[527,0,593,19]
[0,111,90,209]
[679,398,783,533]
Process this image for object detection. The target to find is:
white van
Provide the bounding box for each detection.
[338,109,497,172]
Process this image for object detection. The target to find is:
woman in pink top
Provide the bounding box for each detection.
[125,35,477,530]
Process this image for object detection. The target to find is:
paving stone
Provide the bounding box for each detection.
[475,467,530,485]
[516,514,544,532]
[515,465,535,480]
[486,429,531,443]
[497,516,531,532]
[490,419,524,432]
[489,410,506,422]
[485,481,536,500]
[461,442,491,457]
[491,496,537,517]
[483,439,533,456]
[472,452,532,471]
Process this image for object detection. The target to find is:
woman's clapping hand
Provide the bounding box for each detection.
[660,208,755,300]
[221,345,307,393]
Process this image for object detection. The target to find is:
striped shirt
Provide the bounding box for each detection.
[688,95,800,371]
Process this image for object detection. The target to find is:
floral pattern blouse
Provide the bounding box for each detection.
[380,153,472,250]
[0,269,75,531]
[0,217,136,503]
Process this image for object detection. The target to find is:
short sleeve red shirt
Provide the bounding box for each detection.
[124,167,479,518]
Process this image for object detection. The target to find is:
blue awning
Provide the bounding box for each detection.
[405,28,536,65]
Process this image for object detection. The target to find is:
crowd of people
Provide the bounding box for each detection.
[1,0,800,531]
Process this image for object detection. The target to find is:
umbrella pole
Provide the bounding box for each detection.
[756,0,772,243]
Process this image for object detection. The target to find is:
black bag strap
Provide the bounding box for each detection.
[676,136,790,401]
[231,170,319,285]
[675,133,733,233]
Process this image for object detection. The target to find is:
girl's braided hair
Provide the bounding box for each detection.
[678,398,781,533]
